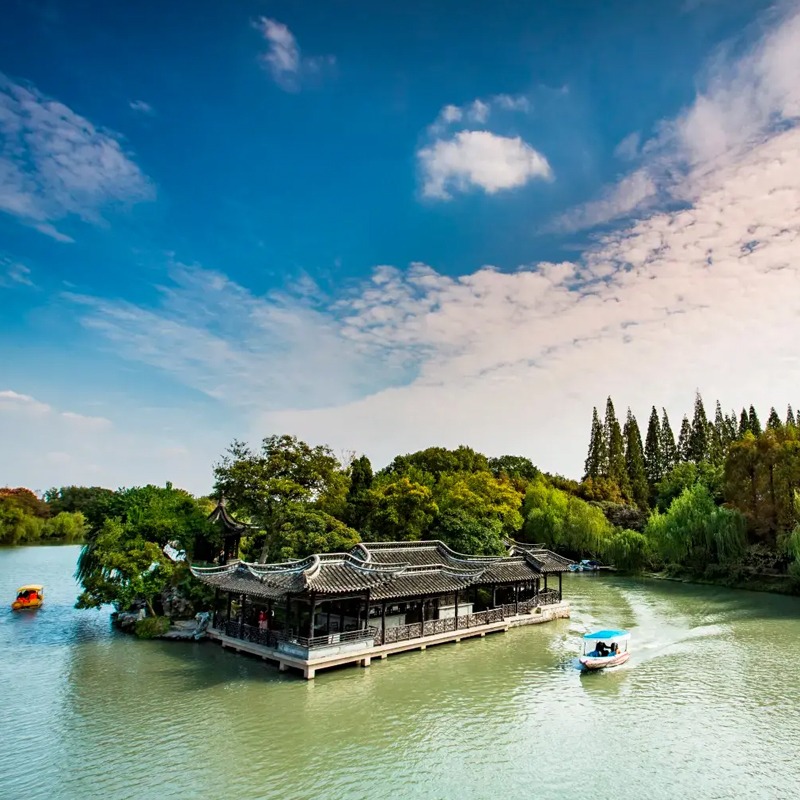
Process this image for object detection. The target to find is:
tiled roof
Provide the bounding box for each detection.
[207,499,250,533]
[191,539,573,600]
[507,539,575,573]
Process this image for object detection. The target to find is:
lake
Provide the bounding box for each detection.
[2,545,799,799]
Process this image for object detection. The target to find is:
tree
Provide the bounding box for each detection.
[364,477,438,542]
[739,408,750,436]
[660,410,678,472]
[677,416,692,462]
[645,484,746,570]
[344,455,374,530]
[654,461,723,512]
[76,518,176,616]
[624,409,649,509]
[488,455,539,483]
[787,405,797,428]
[688,392,709,463]
[213,435,348,559]
[749,406,762,436]
[0,487,48,518]
[428,511,506,556]
[603,529,650,572]
[434,471,524,537]
[384,446,489,480]
[644,406,663,487]
[584,406,608,480]
[767,407,783,431]
[708,401,726,467]
[271,505,360,560]
[604,398,628,497]
[42,511,87,542]
[44,486,116,528]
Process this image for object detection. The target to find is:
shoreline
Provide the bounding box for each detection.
[641,570,799,597]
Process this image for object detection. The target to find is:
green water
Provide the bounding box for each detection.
[2,546,800,799]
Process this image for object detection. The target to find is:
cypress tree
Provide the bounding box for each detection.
[767,407,782,430]
[748,405,762,436]
[677,415,692,462]
[739,408,750,436]
[708,400,725,466]
[688,392,709,463]
[644,406,663,486]
[787,405,796,428]
[583,407,607,480]
[604,398,628,495]
[726,410,739,443]
[660,409,678,472]
[624,409,649,509]
[344,455,374,530]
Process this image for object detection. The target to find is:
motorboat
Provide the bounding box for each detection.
[11,585,44,611]
[579,629,630,670]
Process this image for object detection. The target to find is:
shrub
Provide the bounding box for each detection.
[134,616,170,639]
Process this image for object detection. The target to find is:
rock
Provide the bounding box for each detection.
[160,588,194,620]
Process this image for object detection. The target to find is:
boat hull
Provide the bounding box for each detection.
[11,599,43,611]
[579,652,630,670]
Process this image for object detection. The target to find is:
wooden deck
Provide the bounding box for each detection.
[207,600,570,679]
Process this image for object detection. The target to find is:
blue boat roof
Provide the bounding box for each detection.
[583,629,628,639]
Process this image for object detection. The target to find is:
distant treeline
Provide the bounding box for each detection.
[6,395,800,617]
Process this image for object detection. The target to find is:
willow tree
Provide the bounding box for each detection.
[645,484,746,569]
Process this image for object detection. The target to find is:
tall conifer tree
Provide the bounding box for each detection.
[583,407,608,480]
[677,415,692,462]
[787,405,796,428]
[767,407,782,430]
[739,408,750,436]
[604,398,628,495]
[660,409,678,472]
[748,405,762,436]
[644,406,663,486]
[688,392,709,463]
[708,400,726,466]
[624,409,649,509]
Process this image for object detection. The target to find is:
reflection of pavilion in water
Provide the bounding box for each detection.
[191,501,573,679]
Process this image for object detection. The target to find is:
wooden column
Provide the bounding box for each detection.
[267,599,272,629]
[226,592,232,624]
[285,593,292,635]
[381,601,387,643]
[558,572,562,601]
[514,583,519,615]
[326,604,331,632]
[454,591,459,630]
[364,598,371,631]
[491,584,497,609]
[308,595,317,638]
[544,574,548,592]
[339,603,345,633]
[239,593,246,638]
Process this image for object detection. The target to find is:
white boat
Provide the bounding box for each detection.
[579,629,630,670]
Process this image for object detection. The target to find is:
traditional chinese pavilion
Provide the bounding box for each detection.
[191,506,573,679]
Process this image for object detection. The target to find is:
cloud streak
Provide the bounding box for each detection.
[0,74,154,241]
[253,17,335,92]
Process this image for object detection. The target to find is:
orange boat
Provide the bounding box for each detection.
[11,584,44,611]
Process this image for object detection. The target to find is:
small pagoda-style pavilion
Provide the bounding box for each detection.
[191,535,573,678]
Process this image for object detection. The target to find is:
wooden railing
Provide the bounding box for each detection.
[377,607,505,645]
[218,620,376,651]
[499,591,562,617]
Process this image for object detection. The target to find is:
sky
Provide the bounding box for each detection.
[2,0,800,495]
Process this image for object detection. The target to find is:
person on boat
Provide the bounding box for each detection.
[610,642,618,656]
[597,642,608,656]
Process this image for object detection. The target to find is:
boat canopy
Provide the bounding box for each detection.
[583,629,628,639]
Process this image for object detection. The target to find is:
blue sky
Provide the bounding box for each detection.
[2,0,800,494]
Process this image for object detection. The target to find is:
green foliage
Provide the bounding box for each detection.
[624,409,649,509]
[488,455,539,483]
[767,407,782,431]
[44,486,117,528]
[749,405,762,436]
[134,616,171,639]
[428,510,506,556]
[604,529,650,572]
[578,477,626,504]
[343,455,374,530]
[42,511,87,542]
[644,407,663,487]
[364,477,438,542]
[270,505,360,560]
[522,478,615,557]
[655,461,723,512]
[677,415,692,462]
[688,392,709,463]
[584,406,607,480]
[659,409,678,473]
[645,484,746,569]
[76,518,176,615]
[384,445,489,479]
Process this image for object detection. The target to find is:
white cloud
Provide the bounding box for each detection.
[129,100,155,116]
[418,130,552,199]
[558,5,800,231]
[0,390,50,414]
[0,74,154,240]
[253,17,335,92]
[428,93,530,134]
[0,259,33,287]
